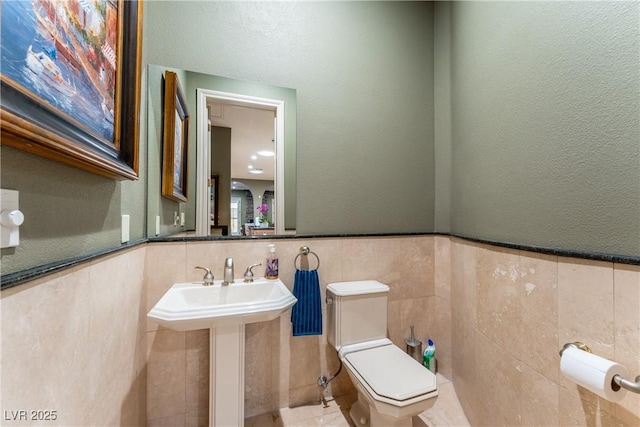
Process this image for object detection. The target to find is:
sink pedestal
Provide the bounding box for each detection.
[210,325,245,426]
[146,279,297,427]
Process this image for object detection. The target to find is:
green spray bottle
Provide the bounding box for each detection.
[423,338,436,373]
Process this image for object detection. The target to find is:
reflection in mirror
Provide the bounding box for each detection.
[209,175,229,236]
[146,64,296,238]
[196,90,284,236]
[213,103,274,236]
[230,179,275,236]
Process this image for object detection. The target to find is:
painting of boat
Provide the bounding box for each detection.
[0,0,143,181]
[25,45,77,98]
[31,1,82,72]
[1,0,120,143]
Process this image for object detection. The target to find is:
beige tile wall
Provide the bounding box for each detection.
[448,237,640,427]
[0,246,147,426]
[144,236,438,423]
[434,236,453,380]
[2,235,636,427]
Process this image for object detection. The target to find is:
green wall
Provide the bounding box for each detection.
[0,145,147,274]
[434,2,453,232]
[144,0,436,235]
[3,1,639,278]
[447,1,640,255]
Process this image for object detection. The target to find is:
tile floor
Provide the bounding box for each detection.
[245,374,470,427]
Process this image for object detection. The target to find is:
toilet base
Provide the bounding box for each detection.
[349,399,369,426]
[349,393,416,427]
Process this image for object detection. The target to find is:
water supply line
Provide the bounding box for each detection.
[317,353,343,407]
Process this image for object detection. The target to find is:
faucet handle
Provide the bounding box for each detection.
[195,266,214,286]
[243,263,262,283]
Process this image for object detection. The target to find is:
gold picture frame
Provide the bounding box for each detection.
[161,70,189,202]
[0,0,143,180]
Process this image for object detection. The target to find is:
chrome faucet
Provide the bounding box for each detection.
[194,266,214,286]
[243,263,262,282]
[222,257,234,285]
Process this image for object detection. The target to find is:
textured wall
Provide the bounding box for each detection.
[0,146,147,273]
[433,3,453,233]
[2,1,435,276]
[144,0,436,235]
[449,1,640,256]
[5,0,638,279]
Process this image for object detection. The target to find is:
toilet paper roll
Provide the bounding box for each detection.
[560,346,628,402]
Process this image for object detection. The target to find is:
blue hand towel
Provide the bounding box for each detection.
[291,269,322,336]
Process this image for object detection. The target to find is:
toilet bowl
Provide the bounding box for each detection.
[326,281,438,427]
[340,338,438,427]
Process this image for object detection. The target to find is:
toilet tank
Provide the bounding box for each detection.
[326,280,390,350]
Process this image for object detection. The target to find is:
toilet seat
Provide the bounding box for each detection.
[340,339,438,407]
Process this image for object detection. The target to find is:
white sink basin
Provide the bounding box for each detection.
[148,278,297,331]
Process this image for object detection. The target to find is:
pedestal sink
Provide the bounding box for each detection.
[148,278,297,426]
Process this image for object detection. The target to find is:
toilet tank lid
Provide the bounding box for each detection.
[327,280,389,296]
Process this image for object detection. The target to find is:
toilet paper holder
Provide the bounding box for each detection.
[560,341,640,394]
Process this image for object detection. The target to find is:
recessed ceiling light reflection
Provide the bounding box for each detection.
[248,168,264,174]
[257,150,275,157]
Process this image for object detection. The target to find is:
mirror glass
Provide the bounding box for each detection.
[146,64,296,238]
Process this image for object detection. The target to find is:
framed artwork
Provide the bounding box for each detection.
[0,0,143,180]
[161,70,189,202]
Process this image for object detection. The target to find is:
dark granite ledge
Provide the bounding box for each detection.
[148,231,431,243]
[2,233,638,290]
[450,234,640,266]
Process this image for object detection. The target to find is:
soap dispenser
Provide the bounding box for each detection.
[265,244,279,279]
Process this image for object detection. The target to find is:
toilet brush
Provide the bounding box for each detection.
[406,325,423,364]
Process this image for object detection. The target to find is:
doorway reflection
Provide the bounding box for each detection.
[231,181,276,236]
[202,94,281,236]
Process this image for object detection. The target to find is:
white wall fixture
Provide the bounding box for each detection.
[1,189,24,248]
[121,215,130,243]
[559,342,640,400]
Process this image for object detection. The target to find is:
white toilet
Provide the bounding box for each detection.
[326,280,438,427]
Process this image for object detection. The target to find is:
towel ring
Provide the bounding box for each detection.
[294,246,320,270]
